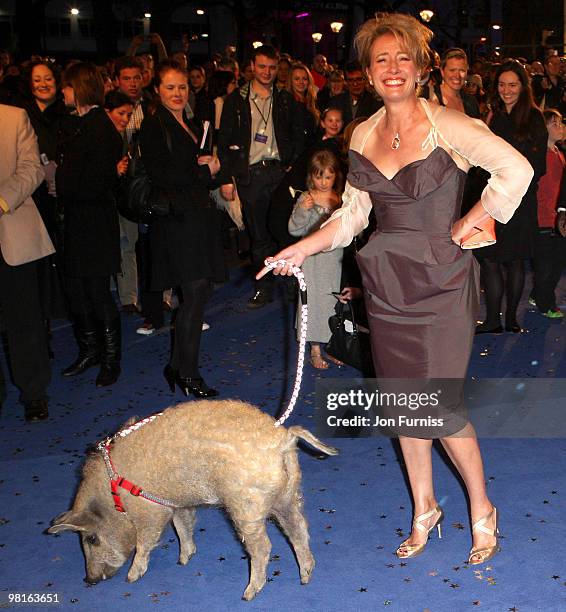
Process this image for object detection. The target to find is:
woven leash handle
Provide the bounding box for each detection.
[263,258,307,427]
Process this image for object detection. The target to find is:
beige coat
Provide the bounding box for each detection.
[0,104,54,265]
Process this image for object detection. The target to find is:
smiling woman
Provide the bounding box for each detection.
[259,12,535,569]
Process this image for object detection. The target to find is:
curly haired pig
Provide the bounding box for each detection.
[47,400,338,600]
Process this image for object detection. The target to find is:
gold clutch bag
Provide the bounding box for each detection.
[460,217,496,249]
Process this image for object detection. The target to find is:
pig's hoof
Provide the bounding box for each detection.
[178,549,195,565]
[126,566,147,583]
[241,582,263,601]
[300,558,315,584]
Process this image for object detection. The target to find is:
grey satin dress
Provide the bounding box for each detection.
[348,147,480,436]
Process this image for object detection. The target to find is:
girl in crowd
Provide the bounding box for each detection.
[531,108,566,318]
[288,150,344,369]
[288,62,320,141]
[261,12,533,565]
[56,62,123,386]
[476,61,547,333]
[140,60,225,398]
[268,107,345,251]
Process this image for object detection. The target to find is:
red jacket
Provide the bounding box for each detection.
[537,146,565,227]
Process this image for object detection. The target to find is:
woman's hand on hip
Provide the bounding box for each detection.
[450,217,472,247]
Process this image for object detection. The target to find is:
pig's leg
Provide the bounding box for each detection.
[234,518,271,601]
[272,495,315,585]
[272,451,315,584]
[127,512,170,582]
[172,508,197,565]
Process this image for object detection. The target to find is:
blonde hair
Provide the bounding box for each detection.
[287,63,320,124]
[354,12,433,73]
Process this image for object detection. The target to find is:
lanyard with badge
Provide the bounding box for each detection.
[252,94,272,144]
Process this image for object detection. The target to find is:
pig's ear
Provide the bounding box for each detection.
[46,510,95,534]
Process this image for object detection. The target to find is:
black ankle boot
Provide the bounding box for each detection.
[96,318,121,387]
[62,316,100,376]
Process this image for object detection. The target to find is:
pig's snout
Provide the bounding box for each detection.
[85,564,120,584]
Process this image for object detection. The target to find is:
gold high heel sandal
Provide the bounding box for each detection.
[468,506,500,565]
[396,505,444,559]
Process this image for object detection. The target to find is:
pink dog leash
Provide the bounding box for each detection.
[262,258,308,428]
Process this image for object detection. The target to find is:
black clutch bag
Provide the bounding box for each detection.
[326,300,374,376]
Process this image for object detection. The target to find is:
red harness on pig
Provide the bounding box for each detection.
[97,413,179,513]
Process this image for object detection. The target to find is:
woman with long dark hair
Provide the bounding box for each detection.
[475,61,547,333]
[139,60,225,397]
[20,60,68,323]
[56,62,123,386]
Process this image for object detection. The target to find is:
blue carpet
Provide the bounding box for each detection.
[1,265,565,611]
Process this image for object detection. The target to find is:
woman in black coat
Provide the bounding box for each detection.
[56,62,123,386]
[475,61,547,333]
[20,61,68,322]
[140,60,225,397]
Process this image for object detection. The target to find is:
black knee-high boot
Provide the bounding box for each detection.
[95,317,121,387]
[62,314,100,376]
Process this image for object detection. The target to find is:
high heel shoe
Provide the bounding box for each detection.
[468,507,500,565]
[396,505,444,559]
[164,365,218,398]
[177,377,219,398]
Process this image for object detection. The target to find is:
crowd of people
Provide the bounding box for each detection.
[0,28,565,419]
[1,12,566,578]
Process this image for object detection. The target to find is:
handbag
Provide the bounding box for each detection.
[117,116,173,223]
[326,300,374,375]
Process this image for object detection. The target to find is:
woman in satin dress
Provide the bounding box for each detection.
[259,13,533,565]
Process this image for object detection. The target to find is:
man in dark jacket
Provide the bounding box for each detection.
[218,45,306,308]
[330,60,382,127]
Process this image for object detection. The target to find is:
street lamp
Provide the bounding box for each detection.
[492,24,501,30]
[419,9,434,23]
[144,13,151,19]
[252,41,263,49]
[196,9,205,15]
[312,32,322,43]
[330,22,343,34]
[70,8,79,16]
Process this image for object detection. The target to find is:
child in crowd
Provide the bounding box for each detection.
[288,150,344,369]
[531,108,566,317]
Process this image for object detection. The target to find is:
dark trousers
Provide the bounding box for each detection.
[171,279,212,378]
[533,228,566,312]
[137,229,164,328]
[65,275,119,322]
[238,163,285,290]
[0,253,51,403]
